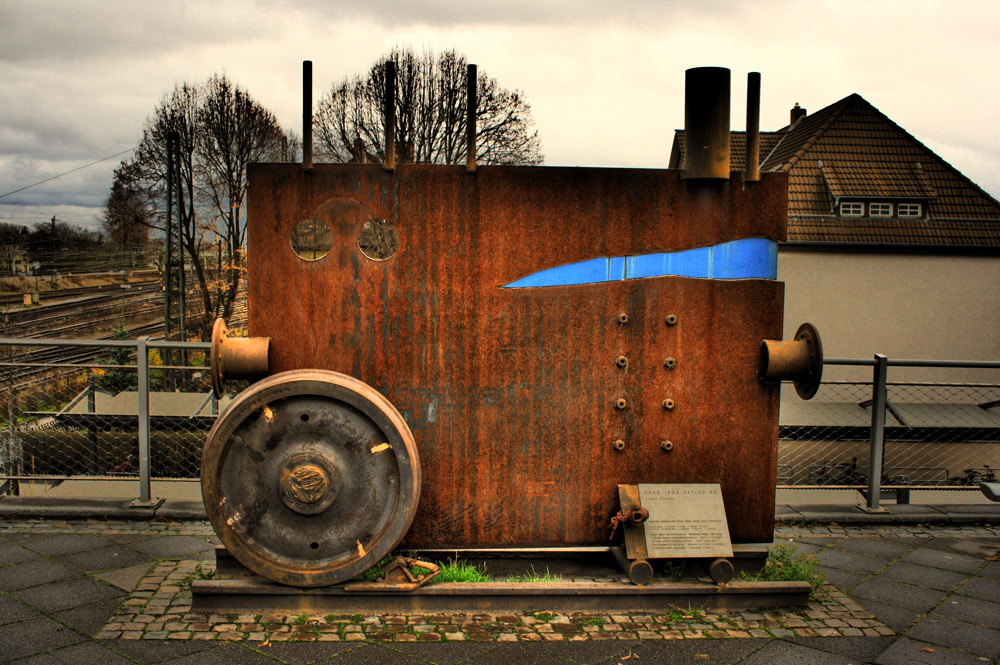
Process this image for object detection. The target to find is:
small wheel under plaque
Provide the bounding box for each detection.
[201,369,420,587]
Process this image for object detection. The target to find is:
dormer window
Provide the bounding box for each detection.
[840,202,864,217]
[869,202,893,217]
[898,203,923,218]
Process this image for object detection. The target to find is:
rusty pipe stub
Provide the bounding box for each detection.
[759,322,823,400]
[210,318,270,398]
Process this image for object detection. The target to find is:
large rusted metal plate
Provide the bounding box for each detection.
[247,164,787,546]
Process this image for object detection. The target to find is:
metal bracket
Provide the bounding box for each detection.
[129,497,164,509]
[343,556,441,592]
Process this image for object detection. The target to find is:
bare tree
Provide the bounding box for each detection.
[315,48,543,166]
[117,75,295,339]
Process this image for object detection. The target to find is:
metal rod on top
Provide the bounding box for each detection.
[466,64,477,173]
[384,61,396,171]
[745,72,761,182]
[302,60,313,172]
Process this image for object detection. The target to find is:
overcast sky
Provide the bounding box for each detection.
[2,0,998,233]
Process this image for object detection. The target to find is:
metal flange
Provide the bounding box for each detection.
[210,318,270,398]
[759,322,823,400]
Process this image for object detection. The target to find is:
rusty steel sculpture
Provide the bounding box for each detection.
[201,64,822,588]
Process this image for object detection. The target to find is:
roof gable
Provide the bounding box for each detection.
[672,94,1000,247]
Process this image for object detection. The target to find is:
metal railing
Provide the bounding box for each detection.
[1,337,997,511]
[779,355,1000,512]
[0,336,212,506]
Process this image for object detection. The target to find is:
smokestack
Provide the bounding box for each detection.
[302,60,313,172]
[683,67,731,181]
[790,102,807,125]
[745,72,761,183]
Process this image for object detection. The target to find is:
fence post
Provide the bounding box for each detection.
[863,353,889,512]
[131,336,161,508]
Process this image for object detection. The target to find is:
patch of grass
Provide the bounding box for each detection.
[531,611,554,623]
[354,555,393,581]
[579,616,604,627]
[740,542,828,599]
[505,566,561,583]
[324,614,337,624]
[292,614,309,625]
[178,565,212,589]
[435,560,492,583]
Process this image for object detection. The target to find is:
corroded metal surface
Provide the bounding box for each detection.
[246,164,787,546]
[201,369,420,587]
[760,322,823,399]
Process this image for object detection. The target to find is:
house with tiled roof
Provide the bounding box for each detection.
[670,93,1000,378]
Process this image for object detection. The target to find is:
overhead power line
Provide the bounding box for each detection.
[0,148,135,200]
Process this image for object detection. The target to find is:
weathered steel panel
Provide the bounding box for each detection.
[247,164,787,546]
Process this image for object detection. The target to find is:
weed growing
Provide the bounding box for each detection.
[505,566,561,583]
[740,542,828,599]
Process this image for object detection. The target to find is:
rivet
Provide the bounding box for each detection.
[665,314,678,326]
[662,398,675,410]
[613,439,626,452]
[617,312,629,325]
[660,440,674,452]
[615,398,627,410]
[663,357,676,369]
[616,356,629,369]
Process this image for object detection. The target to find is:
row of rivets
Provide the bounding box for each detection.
[612,439,675,452]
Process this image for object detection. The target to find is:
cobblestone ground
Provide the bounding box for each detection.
[1,518,996,651]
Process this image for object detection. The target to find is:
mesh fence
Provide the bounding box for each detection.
[3,343,997,496]
[0,341,234,495]
[778,381,1000,487]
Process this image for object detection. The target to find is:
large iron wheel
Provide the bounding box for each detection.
[201,369,420,587]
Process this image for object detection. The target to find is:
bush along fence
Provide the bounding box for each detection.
[0,336,997,509]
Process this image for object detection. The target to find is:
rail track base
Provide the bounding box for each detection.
[193,546,807,614]
[191,578,810,614]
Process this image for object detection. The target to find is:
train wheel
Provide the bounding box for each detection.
[201,369,420,587]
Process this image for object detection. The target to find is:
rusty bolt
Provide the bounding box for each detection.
[662,398,675,410]
[615,398,627,410]
[613,439,626,452]
[663,357,676,369]
[665,314,678,326]
[617,312,629,325]
[660,440,674,452]
[616,356,629,369]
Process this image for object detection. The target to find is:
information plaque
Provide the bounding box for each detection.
[633,483,733,559]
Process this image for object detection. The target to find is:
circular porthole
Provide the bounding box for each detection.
[290,218,334,261]
[357,218,400,261]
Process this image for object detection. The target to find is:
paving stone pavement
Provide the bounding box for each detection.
[0,518,997,664]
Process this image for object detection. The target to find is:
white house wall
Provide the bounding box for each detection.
[778,248,1000,382]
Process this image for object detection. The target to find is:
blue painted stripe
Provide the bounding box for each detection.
[502,238,777,288]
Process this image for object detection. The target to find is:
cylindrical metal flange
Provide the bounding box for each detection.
[759,322,824,400]
[210,318,270,399]
[683,67,731,181]
[201,369,421,587]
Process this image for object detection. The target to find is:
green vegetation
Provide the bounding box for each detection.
[740,542,828,599]
[292,614,308,625]
[662,560,686,582]
[505,566,561,583]
[434,560,492,583]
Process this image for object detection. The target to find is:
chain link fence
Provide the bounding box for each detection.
[1,339,998,502]
[778,379,1000,488]
[0,338,232,497]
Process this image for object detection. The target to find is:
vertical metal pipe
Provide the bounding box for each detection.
[466,64,477,173]
[745,72,761,182]
[164,132,174,344]
[302,60,313,171]
[683,67,731,181]
[865,354,889,512]
[136,336,152,505]
[384,61,396,171]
